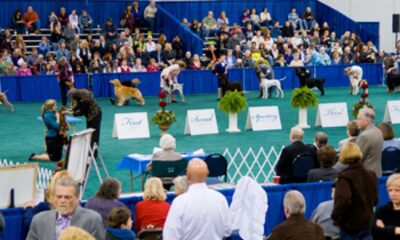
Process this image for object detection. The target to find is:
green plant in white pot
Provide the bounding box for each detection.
[218,90,247,132]
[291,87,318,128]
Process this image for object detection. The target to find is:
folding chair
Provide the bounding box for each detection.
[382,147,400,176]
[149,159,188,190]
[136,228,163,240]
[204,153,228,185]
[292,154,316,183]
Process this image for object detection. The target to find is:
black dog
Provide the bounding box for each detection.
[220,74,243,96]
[295,67,325,95]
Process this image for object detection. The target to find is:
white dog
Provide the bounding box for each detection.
[163,83,185,103]
[260,77,286,99]
[344,65,363,95]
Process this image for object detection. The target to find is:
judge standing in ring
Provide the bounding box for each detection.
[54,57,74,106]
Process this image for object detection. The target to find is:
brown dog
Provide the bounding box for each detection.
[0,91,14,112]
[110,79,145,106]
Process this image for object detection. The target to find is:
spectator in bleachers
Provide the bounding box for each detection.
[76,40,91,67]
[115,31,128,49]
[135,47,149,66]
[183,51,192,68]
[151,44,167,67]
[359,44,376,63]
[102,18,117,44]
[274,54,286,67]
[88,54,104,74]
[6,61,17,75]
[241,8,251,27]
[69,10,80,34]
[250,8,261,31]
[260,7,273,28]
[281,21,294,38]
[146,58,159,72]
[233,44,243,59]
[79,9,93,33]
[108,43,119,60]
[134,177,171,232]
[331,42,343,57]
[15,34,26,54]
[202,11,218,38]
[85,177,125,225]
[307,145,338,182]
[106,207,136,240]
[320,30,330,47]
[172,35,184,60]
[56,41,70,61]
[217,11,229,30]
[132,1,143,29]
[91,39,106,57]
[27,48,38,66]
[0,53,8,75]
[328,32,339,49]
[290,48,304,66]
[165,43,176,65]
[302,7,316,30]
[291,31,302,48]
[17,61,32,76]
[145,35,156,53]
[133,34,145,52]
[0,30,13,52]
[243,23,254,41]
[288,7,303,31]
[371,173,400,239]
[163,159,231,239]
[63,23,76,45]
[38,36,51,56]
[242,49,254,67]
[319,47,331,65]
[70,53,84,73]
[46,54,56,67]
[58,7,69,30]
[132,58,146,72]
[190,19,202,36]
[182,18,190,28]
[269,190,324,239]
[13,9,26,34]
[331,51,342,65]
[275,127,311,184]
[251,30,265,49]
[341,46,354,65]
[270,21,281,39]
[377,123,400,150]
[144,0,158,32]
[48,11,60,33]
[226,32,241,50]
[11,48,24,67]
[116,59,132,73]
[310,31,321,46]
[157,33,167,49]
[23,6,40,34]
[332,142,378,240]
[70,34,80,53]
[43,62,54,75]
[120,5,135,32]
[50,24,64,51]
[191,54,202,70]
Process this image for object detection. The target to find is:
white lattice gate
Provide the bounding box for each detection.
[223,146,284,183]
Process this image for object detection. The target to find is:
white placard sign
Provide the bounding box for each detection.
[112,113,150,139]
[383,100,400,124]
[315,103,349,127]
[245,106,282,131]
[184,109,219,135]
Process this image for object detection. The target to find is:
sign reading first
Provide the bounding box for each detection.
[112,113,150,139]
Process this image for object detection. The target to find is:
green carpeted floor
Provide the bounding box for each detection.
[1,86,399,198]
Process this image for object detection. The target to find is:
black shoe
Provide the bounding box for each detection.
[109,98,115,105]
[172,100,177,103]
[28,153,35,161]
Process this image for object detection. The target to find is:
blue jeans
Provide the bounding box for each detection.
[146,17,155,32]
[340,229,372,240]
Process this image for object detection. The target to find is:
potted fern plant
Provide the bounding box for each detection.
[291,87,318,128]
[218,90,247,132]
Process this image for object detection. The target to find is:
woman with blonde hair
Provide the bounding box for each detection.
[134,177,170,232]
[371,173,400,239]
[331,142,378,239]
[29,99,64,162]
[59,226,95,240]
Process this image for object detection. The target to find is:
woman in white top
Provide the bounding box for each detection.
[290,49,305,67]
[68,9,80,33]
[260,8,272,27]
[250,8,261,30]
[144,0,158,32]
[217,11,229,29]
[145,35,156,53]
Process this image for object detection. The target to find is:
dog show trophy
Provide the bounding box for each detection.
[66,128,109,196]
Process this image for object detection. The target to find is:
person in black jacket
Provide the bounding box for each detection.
[371,173,400,240]
[275,126,311,184]
[307,145,338,182]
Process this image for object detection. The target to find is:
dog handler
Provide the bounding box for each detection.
[213,54,228,100]
[54,57,74,106]
[160,62,185,103]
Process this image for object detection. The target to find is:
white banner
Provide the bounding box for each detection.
[315,103,349,127]
[184,109,219,135]
[245,106,282,131]
[112,113,150,139]
[383,100,400,124]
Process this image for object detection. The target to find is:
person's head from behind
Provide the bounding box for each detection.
[41,99,57,116]
[107,207,133,230]
[96,177,121,200]
[160,134,176,150]
[386,174,400,206]
[143,177,166,201]
[54,178,80,216]
[317,145,336,168]
[377,122,396,141]
[314,132,328,148]
[346,120,359,137]
[356,108,375,130]
[46,170,73,207]
[59,226,95,240]
[283,190,305,218]
[173,176,189,195]
[339,142,362,165]
[187,158,209,184]
[289,126,304,143]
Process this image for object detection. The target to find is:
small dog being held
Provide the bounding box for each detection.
[260,77,285,99]
[344,65,363,95]
[0,91,14,112]
[110,79,145,106]
[294,67,325,95]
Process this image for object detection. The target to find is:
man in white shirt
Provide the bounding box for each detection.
[163,158,231,240]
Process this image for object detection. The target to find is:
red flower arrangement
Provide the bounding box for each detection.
[151,91,176,125]
[352,80,374,118]
[53,160,65,176]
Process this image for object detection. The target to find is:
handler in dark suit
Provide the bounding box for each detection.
[356,108,383,176]
[307,131,329,168]
[275,126,311,184]
[27,178,104,240]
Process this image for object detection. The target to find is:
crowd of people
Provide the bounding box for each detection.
[0,4,395,79]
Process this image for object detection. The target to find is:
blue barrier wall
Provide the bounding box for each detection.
[0,63,384,102]
[0,178,389,240]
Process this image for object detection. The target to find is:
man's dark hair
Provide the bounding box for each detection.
[317,145,337,168]
[95,177,120,199]
[107,207,131,228]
